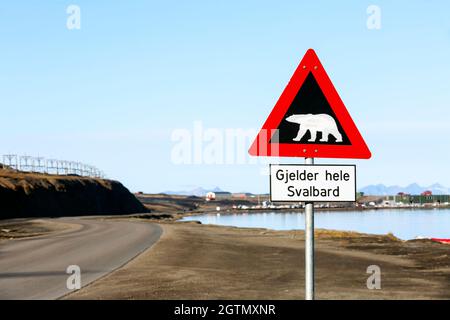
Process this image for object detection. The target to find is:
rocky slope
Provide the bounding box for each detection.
[0,169,147,219]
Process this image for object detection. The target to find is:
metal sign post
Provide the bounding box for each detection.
[304,157,314,300]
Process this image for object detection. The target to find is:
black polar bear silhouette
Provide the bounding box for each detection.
[285,113,343,142]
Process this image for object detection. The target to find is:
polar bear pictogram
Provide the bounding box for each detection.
[285,113,343,143]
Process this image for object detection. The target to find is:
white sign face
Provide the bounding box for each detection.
[270,164,356,202]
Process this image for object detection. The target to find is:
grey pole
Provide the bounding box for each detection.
[305,157,314,300]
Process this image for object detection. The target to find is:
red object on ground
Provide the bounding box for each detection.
[431,238,450,244]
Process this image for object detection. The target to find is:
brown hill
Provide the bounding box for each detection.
[0,169,148,219]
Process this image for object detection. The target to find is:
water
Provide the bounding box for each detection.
[181,208,450,240]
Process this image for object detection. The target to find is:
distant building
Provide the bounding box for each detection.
[421,190,432,196]
[215,191,232,200]
[231,193,253,199]
[205,192,216,201]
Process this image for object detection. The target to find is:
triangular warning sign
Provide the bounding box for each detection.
[249,49,371,159]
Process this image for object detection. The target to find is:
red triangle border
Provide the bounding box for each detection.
[248,49,371,159]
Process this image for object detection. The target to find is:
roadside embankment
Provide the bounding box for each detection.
[0,169,147,219]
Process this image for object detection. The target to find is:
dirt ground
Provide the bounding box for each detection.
[67,221,450,300]
[0,219,76,241]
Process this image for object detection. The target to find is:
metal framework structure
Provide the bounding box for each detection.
[1,154,106,178]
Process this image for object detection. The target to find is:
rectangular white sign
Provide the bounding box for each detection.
[270,164,356,202]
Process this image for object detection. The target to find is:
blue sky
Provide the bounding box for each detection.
[1,1,450,193]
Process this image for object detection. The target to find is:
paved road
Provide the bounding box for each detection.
[0,218,162,299]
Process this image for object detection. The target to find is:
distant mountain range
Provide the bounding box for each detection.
[359,183,450,196]
[163,183,450,197]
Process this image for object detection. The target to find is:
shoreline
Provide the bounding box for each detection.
[175,207,450,241]
[179,205,450,219]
